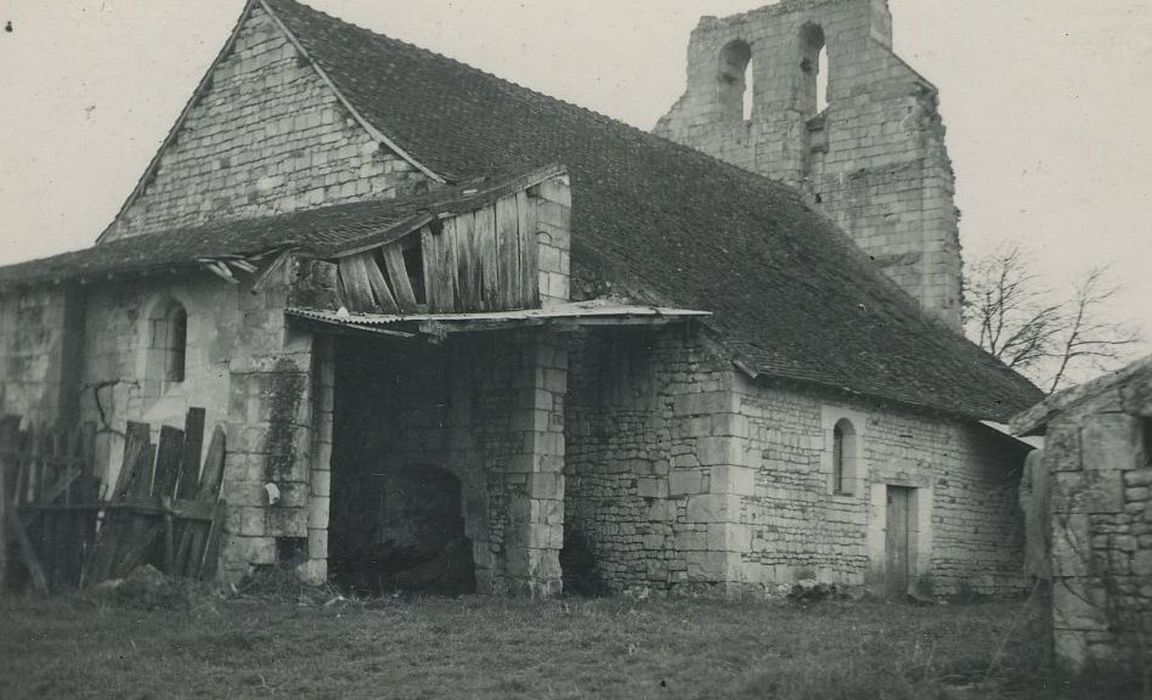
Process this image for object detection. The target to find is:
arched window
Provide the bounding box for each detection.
[147,299,187,385]
[798,23,828,118]
[719,40,753,122]
[832,418,856,495]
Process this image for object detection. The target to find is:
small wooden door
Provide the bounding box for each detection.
[886,486,913,596]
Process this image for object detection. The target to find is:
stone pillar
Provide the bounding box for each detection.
[301,334,334,584]
[497,335,567,597]
[675,371,756,594]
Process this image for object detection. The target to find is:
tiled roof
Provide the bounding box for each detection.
[0,0,1042,421]
[0,177,541,284]
[261,0,1041,420]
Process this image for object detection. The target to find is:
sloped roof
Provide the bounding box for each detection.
[0,0,1042,421]
[0,175,547,284]
[257,0,1040,420]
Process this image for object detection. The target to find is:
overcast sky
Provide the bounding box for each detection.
[1,0,1150,359]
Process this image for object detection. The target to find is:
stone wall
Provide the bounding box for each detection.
[324,331,566,596]
[564,326,735,594]
[731,376,1027,595]
[654,0,962,329]
[0,286,76,426]
[565,324,1028,596]
[1039,367,1152,671]
[103,3,429,242]
[63,263,314,580]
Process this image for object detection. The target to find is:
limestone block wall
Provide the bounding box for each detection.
[103,3,429,242]
[563,327,739,594]
[654,0,962,329]
[1043,377,1152,671]
[325,332,566,596]
[731,376,1028,595]
[0,286,73,426]
[564,323,1027,596]
[67,263,315,580]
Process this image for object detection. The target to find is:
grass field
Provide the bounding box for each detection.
[0,588,1143,699]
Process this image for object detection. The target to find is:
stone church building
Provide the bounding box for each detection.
[0,0,1041,596]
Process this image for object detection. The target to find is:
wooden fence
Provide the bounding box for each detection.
[0,408,228,595]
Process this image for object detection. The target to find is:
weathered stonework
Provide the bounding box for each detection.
[326,333,566,596]
[102,4,429,242]
[1020,357,1152,672]
[40,262,317,581]
[565,324,1027,596]
[654,0,962,329]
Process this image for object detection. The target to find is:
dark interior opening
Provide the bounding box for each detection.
[327,338,476,596]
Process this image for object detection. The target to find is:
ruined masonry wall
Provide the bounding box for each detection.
[103,4,428,241]
[71,265,314,581]
[1043,372,1152,671]
[654,0,962,329]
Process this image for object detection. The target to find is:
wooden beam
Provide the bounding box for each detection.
[495,194,521,308]
[516,191,538,306]
[476,206,499,310]
[380,242,418,312]
[453,212,481,311]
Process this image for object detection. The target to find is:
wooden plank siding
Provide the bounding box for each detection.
[332,183,561,315]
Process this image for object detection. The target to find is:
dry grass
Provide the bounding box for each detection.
[0,591,1142,699]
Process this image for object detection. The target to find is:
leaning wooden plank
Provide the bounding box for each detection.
[39,467,80,506]
[380,243,418,312]
[8,509,48,596]
[197,502,228,580]
[337,254,382,313]
[151,426,185,499]
[176,409,205,499]
[476,206,500,310]
[175,426,226,577]
[197,427,226,500]
[357,251,401,314]
[111,422,152,502]
[516,190,539,306]
[86,424,152,584]
[116,442,158,577]
[495,194,521,308]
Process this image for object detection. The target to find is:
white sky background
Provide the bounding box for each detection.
[1,0,1150,361]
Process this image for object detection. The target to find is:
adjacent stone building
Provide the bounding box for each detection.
[1013,356,1152,671]
[0,0,1041,597]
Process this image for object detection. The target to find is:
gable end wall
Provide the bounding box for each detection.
[103,4,430,242]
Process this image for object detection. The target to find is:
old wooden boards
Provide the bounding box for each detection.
[86,410,228,584]
[337,192,539,314]
[0,416,98,595]
[0,408,229,594]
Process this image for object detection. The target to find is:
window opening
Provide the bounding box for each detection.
[149,300,187,383]
[832,417,856,495]
[719,40,753,121]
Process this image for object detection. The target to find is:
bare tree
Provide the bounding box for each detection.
[964,243,1142,393]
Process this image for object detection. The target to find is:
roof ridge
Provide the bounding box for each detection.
[265,0,809,202]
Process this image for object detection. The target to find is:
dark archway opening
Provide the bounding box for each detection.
[327,339,477,596]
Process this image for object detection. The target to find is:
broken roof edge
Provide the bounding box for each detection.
[0,164,568,288]
[318,163,568,258]
[1010,353,1152,436]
